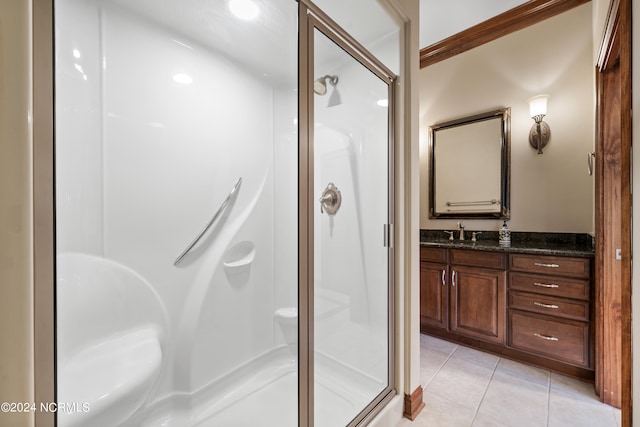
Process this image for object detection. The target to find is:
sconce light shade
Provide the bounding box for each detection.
[528,94,549,118]
[528,94,550,154]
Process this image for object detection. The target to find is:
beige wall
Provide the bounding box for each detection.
[372,0,421,421]
[592,0,611,63]
[0,1,35,427]
[395,0,422,407]
[419,3,595,234]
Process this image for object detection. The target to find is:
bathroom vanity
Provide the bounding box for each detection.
[420,234,594,380]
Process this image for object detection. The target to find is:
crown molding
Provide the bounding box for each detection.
[419,0,591,68]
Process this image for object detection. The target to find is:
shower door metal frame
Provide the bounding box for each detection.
[298,1,397,426]
[33,1,57,426]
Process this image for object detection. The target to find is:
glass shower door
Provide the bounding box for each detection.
[312,24,394,427]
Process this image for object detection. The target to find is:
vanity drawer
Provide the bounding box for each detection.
[509,291,589,321]
[420,247,447,263]
[509,310,589,367]
[509,254,591,279]
[450,249,506,270]
[509,272,590,300]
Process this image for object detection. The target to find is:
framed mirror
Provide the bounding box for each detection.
[428,108,510,219]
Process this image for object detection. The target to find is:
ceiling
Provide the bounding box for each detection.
[105,0,399,85]
[100,0,534,83]
[419,0,529,48]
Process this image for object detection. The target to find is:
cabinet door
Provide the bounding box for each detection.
[450,266,506,344]
[420,262,448,330]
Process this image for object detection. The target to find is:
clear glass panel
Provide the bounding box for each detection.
[313,28,391,426]
[54,0,298,426]
[312,0,400,74]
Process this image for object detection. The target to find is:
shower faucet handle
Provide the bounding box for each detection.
[319,182,342,215]
[319,194,334,213]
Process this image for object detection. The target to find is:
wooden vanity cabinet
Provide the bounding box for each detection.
[507,254,593,369]
[420,248,506,345]
[420,248,448,330]
[420,246,594,379]
[449,250,506,344]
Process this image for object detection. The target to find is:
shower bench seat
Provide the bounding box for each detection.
[58,328,162,427]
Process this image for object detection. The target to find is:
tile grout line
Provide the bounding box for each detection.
[421,343,459,389]
[469,355,500,426]
[545,371,551,427]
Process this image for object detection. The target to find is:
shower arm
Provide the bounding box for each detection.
[324,75,338,86]
[174,177,242,266]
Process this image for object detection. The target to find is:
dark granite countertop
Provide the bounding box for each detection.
[420,230,595,257]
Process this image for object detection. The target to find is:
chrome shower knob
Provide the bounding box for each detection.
[319,182,342,215]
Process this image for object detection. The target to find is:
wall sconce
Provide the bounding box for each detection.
[528,94,551,154]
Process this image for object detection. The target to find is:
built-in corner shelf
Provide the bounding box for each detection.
[223,241,256,269]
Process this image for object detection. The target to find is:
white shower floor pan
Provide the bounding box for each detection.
[129,346,385,427]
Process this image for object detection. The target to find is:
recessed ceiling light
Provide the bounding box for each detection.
[229,0,259,21]
[173,73,193,84]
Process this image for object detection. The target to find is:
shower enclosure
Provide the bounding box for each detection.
[54,0,398,425]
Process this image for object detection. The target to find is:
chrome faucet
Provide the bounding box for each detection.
[457,222,465,240]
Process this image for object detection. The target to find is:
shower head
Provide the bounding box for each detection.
[313,75,341,107]
[313,75,338,95]
[314,79,328,95]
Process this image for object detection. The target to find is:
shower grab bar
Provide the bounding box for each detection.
[174,177,242,266]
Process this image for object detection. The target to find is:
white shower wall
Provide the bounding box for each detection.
[56,0,105,255]
[56,0,298,403]
[273,86,299,334]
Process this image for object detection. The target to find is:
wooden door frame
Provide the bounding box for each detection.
[595,0,632,425]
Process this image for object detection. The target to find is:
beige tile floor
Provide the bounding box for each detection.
[397,334,621,427]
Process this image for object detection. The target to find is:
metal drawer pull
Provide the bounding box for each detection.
[441,270,446,286]
[533,262,560,268]
[452,270,457,287]
[534,333,559,341]
[533,282,559,289]
[534,302,559,309]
